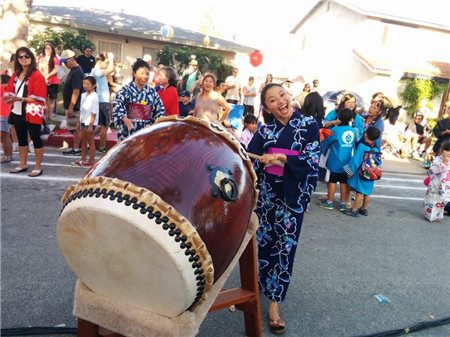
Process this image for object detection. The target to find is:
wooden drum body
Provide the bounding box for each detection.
[57,116,257,317]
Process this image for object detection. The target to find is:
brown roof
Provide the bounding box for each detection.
[352,49,450,80]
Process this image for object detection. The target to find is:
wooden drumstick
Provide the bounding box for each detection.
[246,152,284,166]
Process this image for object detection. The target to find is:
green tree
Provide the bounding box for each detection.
[157,45,233,82]
[29,27,94,54]
[398,78,446,118]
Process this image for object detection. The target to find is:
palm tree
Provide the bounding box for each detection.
[1,0,33,69]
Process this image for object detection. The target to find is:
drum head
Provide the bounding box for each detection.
[58,178,213,318]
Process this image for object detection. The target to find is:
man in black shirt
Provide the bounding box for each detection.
[61,49,84,155]
[76,47,95,74]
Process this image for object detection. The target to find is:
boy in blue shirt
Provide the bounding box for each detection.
[317,108,357,211]
[343,126,382,217]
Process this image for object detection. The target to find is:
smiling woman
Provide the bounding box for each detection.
[4,46,47,177]
[247,83,320,334]
[112,58,166,141]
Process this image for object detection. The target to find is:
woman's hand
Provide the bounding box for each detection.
[87,125,94,134]
[3,95,22,104]
[123,117,133,131]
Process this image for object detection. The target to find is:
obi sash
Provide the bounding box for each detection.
[264,147,300,176]
[127,102,151,121]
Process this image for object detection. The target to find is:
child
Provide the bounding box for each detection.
[73,76,99,167]
[1,74,13,163]
[317,108,356,211]
[242,76,257,116]
[423,141,450,221]
[239,114,258,149]
[343,126,381,217]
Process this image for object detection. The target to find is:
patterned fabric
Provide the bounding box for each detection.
[113,81,165,141]
[247,110,320,302]
[423,156,450,221]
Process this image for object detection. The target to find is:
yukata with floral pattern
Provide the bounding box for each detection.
[247,110,320,302]
[423,155,450,221]
[113,81,165,141]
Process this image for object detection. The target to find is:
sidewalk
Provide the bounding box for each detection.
[382,152,428,175]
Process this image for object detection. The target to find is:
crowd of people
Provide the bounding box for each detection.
[1,43,449,334]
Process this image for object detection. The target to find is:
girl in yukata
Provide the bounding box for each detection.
[247,83,320,334]
[113,59,165,141]
[423,141,450,221]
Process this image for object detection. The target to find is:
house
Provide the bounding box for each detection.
[290,0,450,116]
[29,6,255,80]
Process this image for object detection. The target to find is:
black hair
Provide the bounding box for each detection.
[302,91,325,119]
[337,92,357,112]
[260,83,282,124]
[337,108,353,125]
[40,42,57,72]
[83,75,97,87]
[131,59,150,79]
[440,141,450,153]
[160,66,178,88]
[366,126,381,142]
[242,114,258,130]
[14,47,38,79]
[1,74,11,85]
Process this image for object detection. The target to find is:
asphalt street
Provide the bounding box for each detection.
[1,147,449,337]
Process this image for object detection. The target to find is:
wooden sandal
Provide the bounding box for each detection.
[269,317,286,335]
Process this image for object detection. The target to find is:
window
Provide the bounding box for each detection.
[98,40,122,61]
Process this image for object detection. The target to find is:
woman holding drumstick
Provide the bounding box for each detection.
[247,83,320,334]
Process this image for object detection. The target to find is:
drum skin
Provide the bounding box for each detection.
[84,116,257,281]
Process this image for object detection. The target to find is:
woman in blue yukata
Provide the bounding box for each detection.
[247,83,320,334]
[113,59,165,141]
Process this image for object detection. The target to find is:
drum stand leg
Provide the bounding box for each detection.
[75,236,261,337]
[209,236,262,337]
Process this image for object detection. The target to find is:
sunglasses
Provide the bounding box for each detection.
[18,54,31,60]
[370,100,381,108]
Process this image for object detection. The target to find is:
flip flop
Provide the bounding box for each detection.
[269,317,286,335]
[10,167,28,174]
[28,169,43,177]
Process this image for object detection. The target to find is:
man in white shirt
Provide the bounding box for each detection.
[225,67,242,104]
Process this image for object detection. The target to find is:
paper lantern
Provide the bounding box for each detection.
[203,35,210,46]
[249,50,263,67]
[160,25,174,41]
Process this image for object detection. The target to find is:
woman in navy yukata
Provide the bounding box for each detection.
[247,83,320,334]
[113,59,165,141]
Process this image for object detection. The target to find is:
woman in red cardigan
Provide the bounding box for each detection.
[157,66,180,116]
[3,46,47,177]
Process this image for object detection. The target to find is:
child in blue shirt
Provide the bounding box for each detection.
[343,126,382,217]
[317,108,357,211]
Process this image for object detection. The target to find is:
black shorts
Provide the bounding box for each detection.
[47,84,58,99]
[98,102,110,127]
[328,171,348,184]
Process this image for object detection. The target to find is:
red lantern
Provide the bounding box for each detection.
[249,50,263,67]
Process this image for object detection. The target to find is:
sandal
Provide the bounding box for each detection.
[269,317,286,335]
[28,169,43,177]
[10,166,28,173]
[72,160,92,167]
[1,155,12,163]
